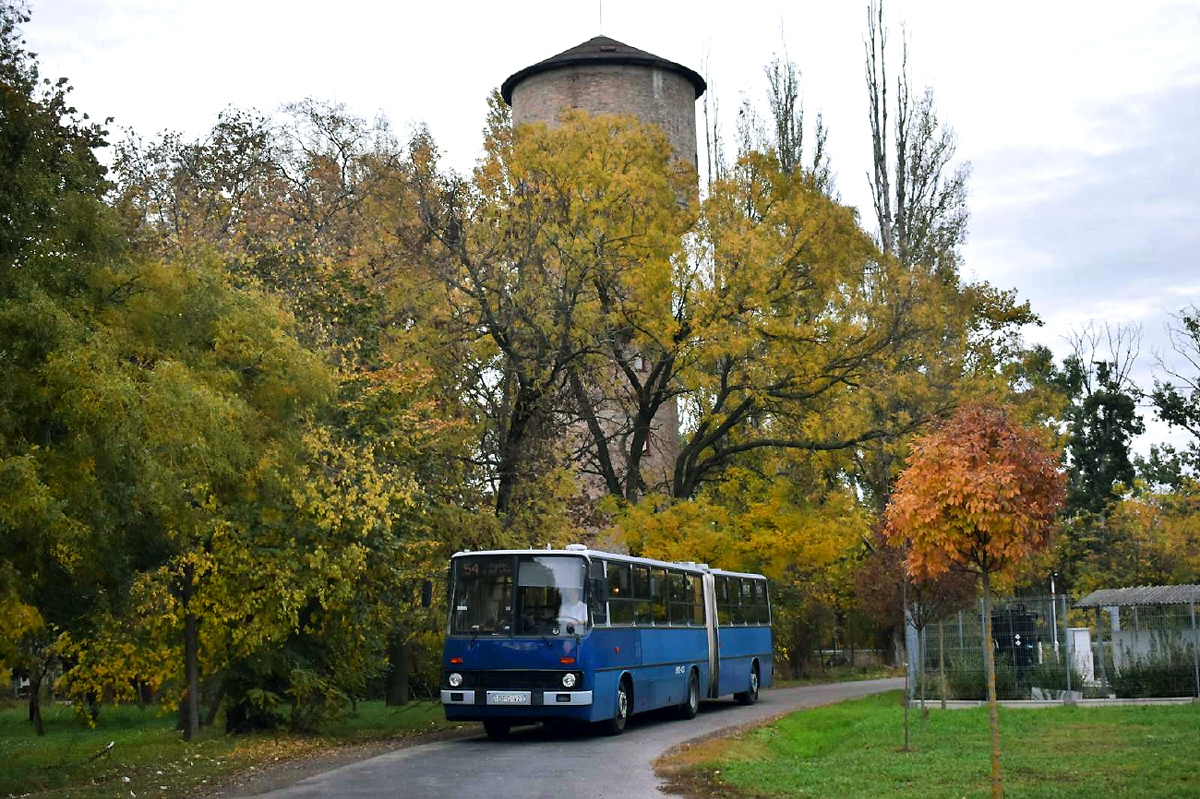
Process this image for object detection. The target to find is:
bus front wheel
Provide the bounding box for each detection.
[602,678,631,735]
[735,664,760,705]
[483,720,511,739]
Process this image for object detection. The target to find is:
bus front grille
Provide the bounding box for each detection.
[442,669,576,691]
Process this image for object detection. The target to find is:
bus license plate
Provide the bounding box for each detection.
[488,691,530,705]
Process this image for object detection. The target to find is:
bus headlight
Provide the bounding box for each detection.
[448,672,463,688]
[562,672,577,688]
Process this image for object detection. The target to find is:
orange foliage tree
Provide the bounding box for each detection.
[884,404,1065,798]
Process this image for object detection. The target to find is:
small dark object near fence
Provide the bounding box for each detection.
[912,590,1200,702]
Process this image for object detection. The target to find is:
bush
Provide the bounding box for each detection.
[223,653,349,733]
[1110,635,1198,698]
[945,652,1023,700]
[1026,650,1085,696]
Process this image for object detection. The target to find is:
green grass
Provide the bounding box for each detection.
[0,699,462,799]
[773,664,904,688]
[664,691,1200,798]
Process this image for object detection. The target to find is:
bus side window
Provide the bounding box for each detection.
[669,572,689,625]
[740,579,755,625]
[608,562,633,625]
[633,565,651,625]
[651,568,668,624]
[729,578,745,625]
[716,577,732,626]
[691,574,705,625]
[754,580,769,624]
[588,560,608,626]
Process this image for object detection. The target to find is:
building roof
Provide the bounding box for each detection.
[500,35,707,105]
[1075,585,1200,608]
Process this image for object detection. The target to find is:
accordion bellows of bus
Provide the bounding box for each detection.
[441,545,773,738]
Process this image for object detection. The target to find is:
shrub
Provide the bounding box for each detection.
[1026,650,1085,696]
[1110,634,1198,698]
[945,652,1023,700]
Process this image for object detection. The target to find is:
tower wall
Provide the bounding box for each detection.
[510,63,699,172]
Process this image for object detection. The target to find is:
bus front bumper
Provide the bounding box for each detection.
[441,689,593,707]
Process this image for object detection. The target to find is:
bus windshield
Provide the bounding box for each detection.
[450,555,588,637]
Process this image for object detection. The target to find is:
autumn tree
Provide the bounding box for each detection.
[109,97,482,729]
[411,100,693,519]
[1058,480,1200,594]
[852,0,1046,519]
[615,460,871,676]
[885,404,1064,798]
[854,529,975,680]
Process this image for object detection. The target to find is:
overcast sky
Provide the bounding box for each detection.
[23,0,1200,453]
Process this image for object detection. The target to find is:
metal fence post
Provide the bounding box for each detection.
[1062,594,1072,695]
[1191,601,1199,699]
[981,599,989,689]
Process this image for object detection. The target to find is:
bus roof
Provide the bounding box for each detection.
[450,547,767,581]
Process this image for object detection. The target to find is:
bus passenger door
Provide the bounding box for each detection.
[702,572,719,698]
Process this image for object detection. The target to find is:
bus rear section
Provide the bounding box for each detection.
[707,570,774,703]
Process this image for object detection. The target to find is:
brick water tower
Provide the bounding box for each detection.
[501,35,706,174]
[500,37,706,496]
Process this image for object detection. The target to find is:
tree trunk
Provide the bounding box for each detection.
[204,678,225,728]
[29,674,44,736]
[982,570,1004,799]
[917,624,926,714]
[891,625,904,667]
[848,621,856,667]
[181,563,201,742]
[386,634,412,706]
[791,619,804,678]
[495,387,539,521]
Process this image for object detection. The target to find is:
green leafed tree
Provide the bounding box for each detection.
[1150,306,1200,473]
[1058,322,1144,515]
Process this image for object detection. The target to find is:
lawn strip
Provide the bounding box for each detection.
[657,691,1200,799]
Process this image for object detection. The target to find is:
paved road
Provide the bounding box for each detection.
[236,678,902,799]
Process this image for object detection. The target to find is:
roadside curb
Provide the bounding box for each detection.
[913,696,1199,710]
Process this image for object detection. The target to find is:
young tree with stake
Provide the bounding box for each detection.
[885,405,1064,798]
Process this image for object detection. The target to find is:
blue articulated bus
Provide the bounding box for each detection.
[440,544,773,737]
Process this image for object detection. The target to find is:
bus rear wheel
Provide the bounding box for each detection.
[602,678,631,735]
[735,664,760,705]
[483,720,511,739]
[678,670,699,720]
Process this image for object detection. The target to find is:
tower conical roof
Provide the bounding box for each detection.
[501,35,706,105]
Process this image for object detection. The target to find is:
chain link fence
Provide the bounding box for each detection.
[906,595,1200,702]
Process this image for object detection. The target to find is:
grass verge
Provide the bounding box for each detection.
[657,690,1200,798]
[772,665,904,688]
[1,699,468,799]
